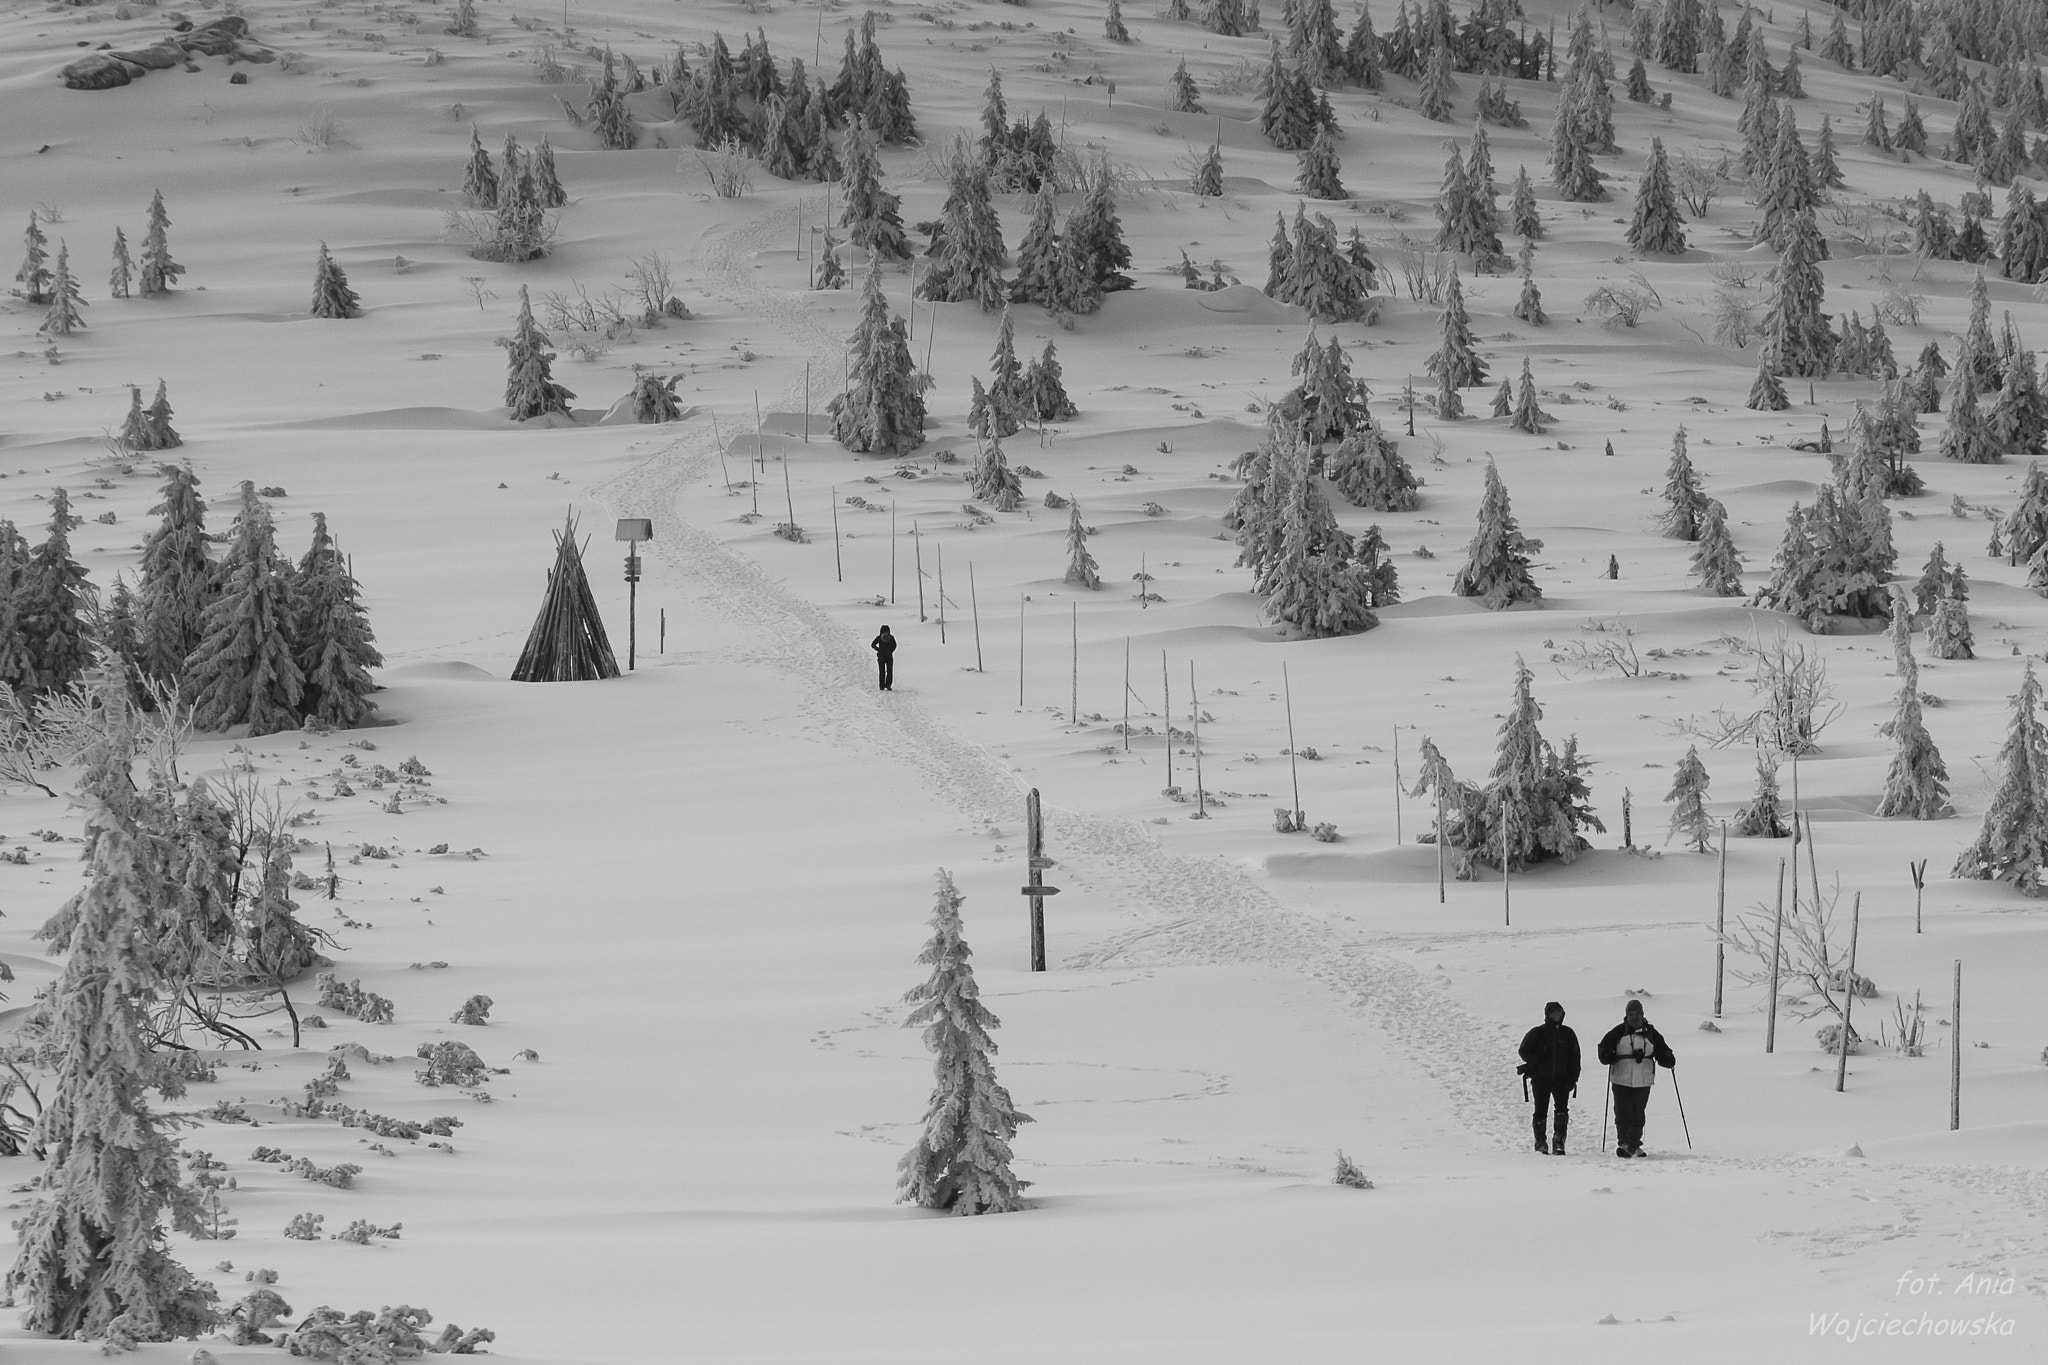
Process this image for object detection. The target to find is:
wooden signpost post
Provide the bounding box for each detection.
[1024,789,1058,972]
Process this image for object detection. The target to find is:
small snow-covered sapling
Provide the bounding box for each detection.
[283,1212,324,1241]
[1332,1151,1374,1188]
[415,1041,490,1088]
[232,1287,294,1345]
[449,995,493,1026]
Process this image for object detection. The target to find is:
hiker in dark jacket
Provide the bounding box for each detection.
[1596,999,1676,1158]
[871,626,896,691]
[1517,1001,1581,1155]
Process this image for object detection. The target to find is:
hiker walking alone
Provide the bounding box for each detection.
[1518,1001,1580,1156]
[871,625,897,691]
[1597,999,1675,1158]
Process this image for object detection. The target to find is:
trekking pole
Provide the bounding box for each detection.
[1600,1082,1610,1154]
[1671,1070,1693,1150]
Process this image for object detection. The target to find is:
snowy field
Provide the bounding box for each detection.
[2,0,2046,1360]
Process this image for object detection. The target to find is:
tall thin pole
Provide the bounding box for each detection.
[914,522,926,622]
[1834,892,1862,1093]
[1436,792,1445,904]
[1804,811,1823,917]
[1501,792,1511,927]
[780,439,796,530]
[1392,724,1403,846]
[890,502,897,604]
[1071,602,1079,725]
[1190,661,1206,817]
[1950,959,1962,1131]
[1123,638,1131,752]
[1765,860,1787,1054]
[1283,662,1301,826]
[831,489,842,581]
[713,413,733,494]
[1162,651,1172,790]
[937,544,947,644]
[969,563,983,672]
[1018,594,1026,706]
[1912,859,1928,933]
[1140,550,1148,608]
[1713,821,1729,1018]
[751,391,763,517]
[804,361,811,443]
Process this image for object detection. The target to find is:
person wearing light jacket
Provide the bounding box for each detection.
[1596,999,1675,1158]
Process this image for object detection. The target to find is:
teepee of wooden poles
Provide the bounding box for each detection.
[512,512,622,682]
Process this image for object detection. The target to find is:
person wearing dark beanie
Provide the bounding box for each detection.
[1517,1001,1581,1155]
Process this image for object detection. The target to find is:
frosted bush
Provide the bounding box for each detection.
[331,1218,402,1244]
[283,1213,324,1240]
[1332,1151,1374,1188]
[448,995,493,1026]
[415,1041,489,1088]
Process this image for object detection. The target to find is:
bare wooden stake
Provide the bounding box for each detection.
[831,488,842,582]
[969,563,983,672]
[1018,593,1026,706]
[1162,651,1172,791]
[1392,723,1403,847]
[1834,892,1862,1093]
[1950,958,1962,1131]
[1714,821,1728,1018]
[1765,860,1786,1054]
[1283,662,1302,827]
[936,544,947,644]
[1190,661,1206,817]
[890,503,897,604]
[1501,792,1511,927]
[913,522,926,621]
[712,413,733,495]
[1122,638,1131,752]
[1071,602,1078,726]
[1911,858,1928,934]
[1436,792,1445,904]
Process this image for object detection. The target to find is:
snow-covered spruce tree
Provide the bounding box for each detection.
[1748,362,1790,411]
[1730,745,1790,837]
[840,119,911,264]
[1507,356,1547,434]
[138,190,183,296]
[1664,746,1713,851]
[1262,434,1377,639]
[1928,585,1974,660]
[109,226,133,299]
[1343,3,1382,89]
[1297,123,1346,200]
[16,210,51,304]
[985,308,1027,438]
[1510,240,1546,323]
[919,139,1007,312]
[1626,137,1687,256]
[1991,348,2048,457]
[1895,100,1929,156]
[530,136,568,208]
[498,286,574,422]
[136,464,212,686]
[1937,366,1999,464]
[830,265,925,454]
[895,869,1030,1215]
[630,368,684,423]
[1285,329,1370,444]
[1958,271,1999,395]
[1510,165,1541,239]
[1425,267,1486,419]
[1762,208,1834,379]
[1418,38,1454,122]
[293,513,382,729]
[1876,591,1951,820]
[1062,501,1100,588]
[1953,663,2048,892]
[1435,146,1474,255]
[1168,57,1205,113]
[461,126,498,208]
[967,429,1024,512]
[309,244,360,320]
[1258,41,1321,152]
[1489,379,1513,419]
[1657,427,1709,540]
[1452,460,1542,609]
[1190,137,1224,197]
[1286,205,1372,323]
[1471,657,1601,870]
[143,380,179,451]
[186,483,304,736]
[20,488,92,697]
[1914,542,1962,616]
[1811,115,1845,189]
[588,50,638,150]
[0,522,30,696]
[1862,96,1891,152]
[39,241,86,336]
[1692,498,1744,595]
[1022,339,1077,422]
[9,670,221,1344]
[1009,182,1065,310]
[1325,420,1420,511]
[1758,109,1819,251]
[1105,0,1131,41]
[2004,463,2048,566]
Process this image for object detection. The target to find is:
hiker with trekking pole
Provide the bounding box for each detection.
[1597,999,1678,1158]
[1516,1001,1580,1156]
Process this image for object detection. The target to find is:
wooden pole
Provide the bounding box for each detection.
[831,488,842,582]
[1026,788,1047,972]
[804,361,811,443]
[937,544,947,644]
[1713,821,1728,1018]
[969,563,983,672]
[660,606,666,654]
[751,391,764,517]
[890,502,897,604]
[1071,602,1078,726]
[1283,662,1302,827]
[780,437,796,530]
[1912,859,1928,933]
[713,413,733,494]
[1436,792,1445,904]
[1122,638,1131,752]
[1190,661,1206,817]
[1162,651,1172,790]
[1804,811,1822,916]
[1392,724,1403,846]
[1834,892,1862,1092]
[1018,593,1027,706]
[1765,860,1786,1053]
[1950,959,1962,1130]
[1140,549,1148,608]
[1501,791,1511,927]
[914,522,926,621]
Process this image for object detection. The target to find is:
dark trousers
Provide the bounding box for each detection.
[1612,1083,1651,1150]
[876,654,893,689]
[1531,1080,1572,1145]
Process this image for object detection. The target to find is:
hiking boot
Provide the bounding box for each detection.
[1534,1134,1549,1154]
[1550,1142,1566,1156]
[1615,1144,1632,1158]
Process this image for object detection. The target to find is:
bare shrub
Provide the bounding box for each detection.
[1671,628,1844,754]
[538,282,635,360]
[1391,235,1453,303]
[1673,149,1729,217]
[1584,272,1663,329]
[693,137,755,199]
[1719,879,1876,1024]
[1710,261,1760,348]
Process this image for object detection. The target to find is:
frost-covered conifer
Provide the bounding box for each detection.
[16,210,51,305]
[1418,39,1454,122]
[1657,427,1709,540]
[309,244,360,320]
[831,266,925,454]
[1264,212,1295,299]
[919,140,1007,311]
[1105,0,1131,42]
[1748,362,1790,411]
[1876,592,1952,820]
[1938,367,1998,464]
[1952,664,2048,891]
[1478,658,1600,868]
[461,126,499,208]
[1325,421,1420,511]
[1928,587,1974,660]
[1811,115,1845,189]
[1061,501,1100,588]
[1287,205,1370,322]
[840,120,911,263]
[19,489,91,697]
[1510,164,1541,239]
[293,513,382,729]
[7,674,222,1346]
[186,483,304,736]
[1022,340,1077,422]
[138,190,183,295]
[1190,137,1224,197]
[1009,182,1065,309]
[1895,99,1928,156]
[109,226,133,299]
[1992,349,2048,456]
[39,242,86,336]
[1263,437,1377,638]
[2003,462,2048,566]
[1691,498,1744,596]
[1627,139,1687,257]
[1510,239,1546,324]
[1507,356,1548,433]
[1762,209,1833,379]
[1820,9,1853,66]
[1489,379,1513,418]
[1730,746,1789,837]
[1297,123,1346,199]
[1759,109,1819,250]
[967,429,1023,511]
[136,465,213,686]
[1452,460,1541,608]
[896,869,1031,1215]
[1913,543,1961,616]
[1066,170,1132,294]
[1664,746,1713,851]
[1425,268,1485,418]
[1862,97,1891,152]
[498,287,574,422]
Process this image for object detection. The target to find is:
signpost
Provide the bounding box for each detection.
[1023,788,1058,972]
[615,519,653,670]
